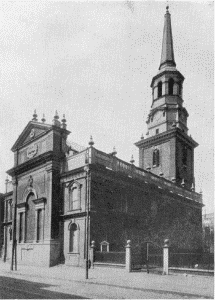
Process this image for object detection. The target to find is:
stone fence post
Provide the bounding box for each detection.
[125,240,131,272]
[163,239,169,275]
[90,240,95,268]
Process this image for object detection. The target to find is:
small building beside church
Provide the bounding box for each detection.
[2,7,203,267]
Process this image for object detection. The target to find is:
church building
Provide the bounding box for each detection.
[2,7,203,267]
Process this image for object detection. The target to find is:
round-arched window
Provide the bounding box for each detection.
[157,81,162,98]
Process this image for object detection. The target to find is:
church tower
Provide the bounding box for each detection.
[135,7,198,189]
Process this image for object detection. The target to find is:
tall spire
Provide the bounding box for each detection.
[159,6,176,70]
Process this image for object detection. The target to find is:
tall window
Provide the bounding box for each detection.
[37,209,43,241]
[9,200,12,221]
[26,193,36,243]
[153,149,160,167]
[19,212,24,242]
[69,223,78,253]
[9,227,12,241]
[69,187,79,210]
[168,78,174,95]
[157,81,162,98]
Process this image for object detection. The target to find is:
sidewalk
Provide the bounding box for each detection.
[0,261,214,299]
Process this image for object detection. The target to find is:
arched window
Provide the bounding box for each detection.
[68,182,81,211]
[153,149,160,167]
[168,78,174,95]
[157,81,162,98]
[69,223,79,253]
[26,193,36,243]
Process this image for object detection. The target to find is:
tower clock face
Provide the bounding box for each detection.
[153,111,162,123]
[181,113,186,123]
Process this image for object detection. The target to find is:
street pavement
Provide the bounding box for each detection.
[0,261,213,299]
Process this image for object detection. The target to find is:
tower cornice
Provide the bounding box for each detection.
[135,128,198,149]
[151,69,184,88]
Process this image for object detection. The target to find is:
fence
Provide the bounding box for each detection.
[131,242,163,272]
[94,251,125,264]
[169,250,214,270]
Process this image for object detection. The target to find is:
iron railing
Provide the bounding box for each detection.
[94,251,125,264]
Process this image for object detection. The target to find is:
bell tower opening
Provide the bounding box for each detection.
[168,78,174,95]
[158,81,162,98]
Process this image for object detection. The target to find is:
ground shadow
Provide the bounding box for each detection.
[0,275,88,299]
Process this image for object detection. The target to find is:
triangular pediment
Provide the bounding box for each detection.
[11,121,52,152]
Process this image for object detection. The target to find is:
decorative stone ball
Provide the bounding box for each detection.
[164,239,169,247]
[127,240,131,246]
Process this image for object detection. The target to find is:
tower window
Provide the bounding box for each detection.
[178,83,182,96]
[156,129,159,135]
[153,149,160,167]
[168,78,174,95]
[163,111,165,117]
[157,81,162,98]
[182,146,187,166]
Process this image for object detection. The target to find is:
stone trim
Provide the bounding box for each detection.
[23,187,38,202]
[17,202,27,213]
[32,197,46,210]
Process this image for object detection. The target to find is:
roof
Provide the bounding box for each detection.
[66,140,86,153]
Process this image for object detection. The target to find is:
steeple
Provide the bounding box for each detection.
[135,6,198,190]
[159,6,176,70]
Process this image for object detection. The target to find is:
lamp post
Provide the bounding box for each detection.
[84,136,94,279]
[84,164,90,279]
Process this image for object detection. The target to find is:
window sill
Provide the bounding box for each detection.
[68,209,82,212]
[68,252,79,254]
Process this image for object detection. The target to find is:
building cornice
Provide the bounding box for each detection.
[7,151,63,177]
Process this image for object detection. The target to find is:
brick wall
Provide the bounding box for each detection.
[90,169,202,252]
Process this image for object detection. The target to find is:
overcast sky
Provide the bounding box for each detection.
[0,1,214,213]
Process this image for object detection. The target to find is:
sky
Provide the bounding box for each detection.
[0,1,214,213]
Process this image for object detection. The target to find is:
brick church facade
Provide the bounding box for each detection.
[1,7,203,267]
